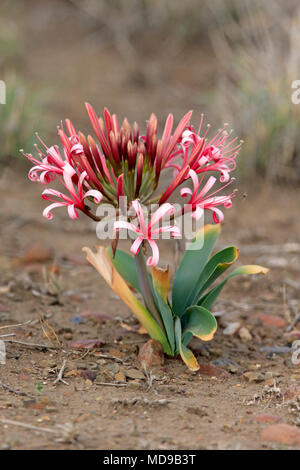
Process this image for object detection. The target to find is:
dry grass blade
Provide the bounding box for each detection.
[40,316,61,346]
[0,320,32,330]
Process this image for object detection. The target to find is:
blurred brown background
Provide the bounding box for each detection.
[0,0,300,180]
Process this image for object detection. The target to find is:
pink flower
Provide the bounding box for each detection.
[114,200,180,267]
[42,163,103,220]
[166,117,242,184]
[23,120,84,185]
[180,169,234,223]
[24,145,65,184]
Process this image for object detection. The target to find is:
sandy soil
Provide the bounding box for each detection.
[0,167,299,450]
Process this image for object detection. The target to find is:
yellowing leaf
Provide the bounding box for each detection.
[82,246,172,354]
[175,317,199,371]
[236,265,269,275]
[152,265,170,302]
[182,306,217,342]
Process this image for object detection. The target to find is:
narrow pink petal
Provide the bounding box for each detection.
[85,103,111,156]
[42,188,74,205]
[43,202,66,220]
[130,236,144,256]
[42,188,64,199]
[165,110,193,161]
[219,168,230,183]
[192,206,204,220]
[188,169,199,191]
[114,221,140,233]
[80,152,105,192]
[47,146,64,167]
[62,163,79,202]
[187,138,205,168]
[83,189,103,204]
[161,114,174,153]
[99,152,113,184]
[197,156,209,167]
[211,207,224,223]
[104,107,113,136]
[146,239,160,267]
[65,118,76,137]
[136,153,144,195]
[181,129,195,145]
[159,165,190,204]
[67,204,79,220]
[63,161,76,180]
[151,225,181,238]
[111,114,119,134]
[63,161,76,177]
[70,143,84,155]
[40,170,54,184]
[180,187,193,198]
[28,166,41,182]
[131,200,146,235]
[196,176,216,200]
[148,203,175,232]
[58,129,72,158]
[77,170,87,200]
[223,197,233,208]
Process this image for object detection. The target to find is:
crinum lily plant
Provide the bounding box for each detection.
[23,103,268,370]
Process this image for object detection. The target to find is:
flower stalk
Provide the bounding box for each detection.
[135,247,165,333]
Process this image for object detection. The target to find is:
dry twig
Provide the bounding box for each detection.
[3,339,60,350]
[0,418,60,435]
[0,380,33,398]
[53,359,68,385]
[96,382,127,387]
[96,353,128,365]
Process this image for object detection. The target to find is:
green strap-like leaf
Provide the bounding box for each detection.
[175,317,199,371]
[152,290,175,354]
[182,305,217,341]
[107,247,153,293]
[172,224,221,316]
[182,331,193,347]
[198,265,269,310]
[186,246,239,306]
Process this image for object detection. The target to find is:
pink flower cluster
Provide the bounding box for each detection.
[23,104,241,265]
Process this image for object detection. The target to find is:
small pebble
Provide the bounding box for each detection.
[223,322,240,336]
[239,327,252,342]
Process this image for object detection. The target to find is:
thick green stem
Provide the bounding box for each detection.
[135,248,165,333]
